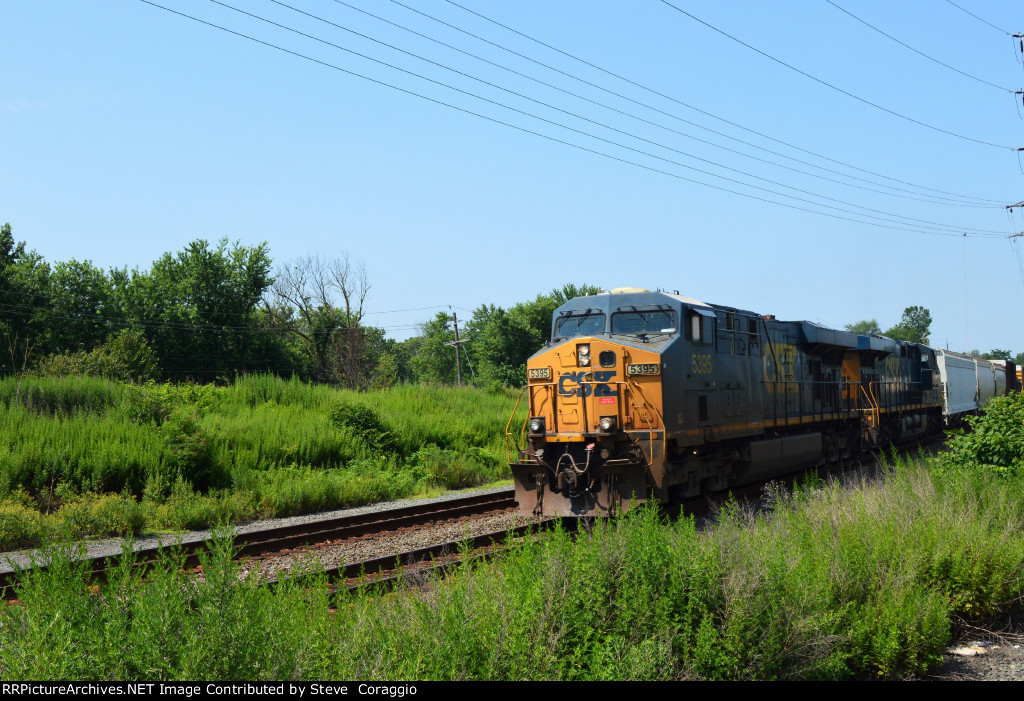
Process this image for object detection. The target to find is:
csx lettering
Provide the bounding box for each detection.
[691,353,713,375]
[559,371,618,397]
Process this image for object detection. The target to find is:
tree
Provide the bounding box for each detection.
[117,238,274,380]
[884,306,932,345]
[1015,352,1024,366]
[45,259,121,353]
[409,312,457,384]
[263,254,380,388]
[981,349,1012,361]
[460,283,604,387]
[0,223,51,373]
[844,319,881,335]
[464,304,540,387]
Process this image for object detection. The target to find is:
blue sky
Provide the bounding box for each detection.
[3,0,1023,353]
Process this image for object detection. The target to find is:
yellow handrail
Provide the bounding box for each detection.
[504,385,527,464]
[627,379,667,467]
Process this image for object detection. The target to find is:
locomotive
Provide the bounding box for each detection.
[507,288,1018,517]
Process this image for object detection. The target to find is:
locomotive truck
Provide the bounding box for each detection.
[506,288,1016,517]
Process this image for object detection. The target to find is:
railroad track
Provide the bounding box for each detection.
[0,487,517,599]
[267,518,576,598]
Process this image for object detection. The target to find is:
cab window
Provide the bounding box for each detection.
[611,310,677,336]
[554,313,606,339]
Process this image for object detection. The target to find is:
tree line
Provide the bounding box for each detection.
[5,222,1018,388]
[0,223,598,387]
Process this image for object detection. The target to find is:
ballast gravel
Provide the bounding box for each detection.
[239,508,542,582]
[0,485,520,573]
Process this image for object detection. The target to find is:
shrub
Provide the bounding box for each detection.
[34,329,158,384]
[328,401,401,456]
[409,445,492,490]
[49,492,146,540]
[160,408,225,491]
[0,497,46,551]
[944,392,1024,476]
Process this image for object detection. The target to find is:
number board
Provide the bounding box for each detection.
[626,363,659,376]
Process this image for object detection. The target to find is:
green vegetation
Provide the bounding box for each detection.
[0,374,523,549]
[845,305,933,345]
[1,363,1022,682]
[943,391,1024,477]
[2,222,601,390]
[3,456,1024,680]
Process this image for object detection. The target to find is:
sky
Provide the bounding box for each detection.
[2,0,1023,353]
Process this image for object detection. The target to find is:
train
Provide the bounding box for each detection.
[506,288,1020,517]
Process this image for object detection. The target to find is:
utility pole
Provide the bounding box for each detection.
[444,311,470,387]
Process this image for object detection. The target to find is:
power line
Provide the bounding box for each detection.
[0,301,434,333]
[826,0,1014,93]
[438,0,1005,204]
[190,1,1014,237]
[326,0,1001,210]
[136,0,1013,239]
[658,0,1013,150]
[0,286,449,320]
[944,0,1012,36]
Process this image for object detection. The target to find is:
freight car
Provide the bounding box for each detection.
[935,351,1015,425]
[507,289,1014,517]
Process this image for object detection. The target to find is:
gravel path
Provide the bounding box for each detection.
[0,484,517,573]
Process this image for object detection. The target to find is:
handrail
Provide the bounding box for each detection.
[627,379,667,468]
[859,383,879,431]
[504,385,528,464]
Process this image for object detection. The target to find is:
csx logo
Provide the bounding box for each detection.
[558,371,618,397]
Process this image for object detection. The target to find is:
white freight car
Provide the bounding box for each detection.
[934,350,1004,424]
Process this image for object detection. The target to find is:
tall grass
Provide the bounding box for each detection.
[3,460,1023,680]
[0,374,524,549]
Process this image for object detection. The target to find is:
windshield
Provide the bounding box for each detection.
[611,310,677,336]
[554,312,606,339]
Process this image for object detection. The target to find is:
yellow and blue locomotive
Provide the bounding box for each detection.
[508,288,947,517]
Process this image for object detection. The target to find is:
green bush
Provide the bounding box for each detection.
[160,408,225,491]
[410,445,492,490]
[0,497,47,551]
[145,478,260,532]
[34,329,158,384]
[49,492,147,541]
[328,401,401,456]
[944,392,1024,477]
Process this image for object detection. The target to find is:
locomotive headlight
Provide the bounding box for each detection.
[528,417,546,434]
[577,344,591,366]
[599,416,617,432]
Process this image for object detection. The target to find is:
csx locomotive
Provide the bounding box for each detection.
[507,288,1019,517]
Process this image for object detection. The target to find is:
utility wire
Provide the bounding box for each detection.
[136,0,1012,239]
[439,0,1005,204]
[658,0,1012,150]
[826,0,1014,93]
[0,300,434,333]
[326,0,1001,210]
[944,0,1012,36]
[0,285,448,321]
[205,0,1015,236]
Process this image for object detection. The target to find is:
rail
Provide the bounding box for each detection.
[0,488,517,600]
